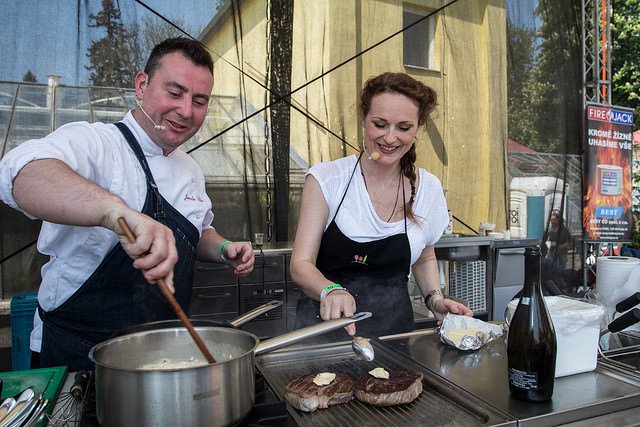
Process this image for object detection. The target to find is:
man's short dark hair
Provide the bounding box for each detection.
[144,37,214,80]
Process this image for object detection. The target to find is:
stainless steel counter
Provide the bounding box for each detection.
[251,241,294,255]
[380,330,640,426]
[252,235,502,253]
[435,234,495,247]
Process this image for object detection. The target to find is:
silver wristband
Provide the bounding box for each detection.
[424,289,444,312]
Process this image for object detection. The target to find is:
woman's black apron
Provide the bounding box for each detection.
[295,154,414,341]
[38,122,199,371]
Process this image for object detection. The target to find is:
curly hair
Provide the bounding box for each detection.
[358,72,438,221]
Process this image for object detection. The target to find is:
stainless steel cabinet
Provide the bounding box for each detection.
[492,238,538,320]
[191,262,238,322]
[285,253,301,332]
[190,254,288,339]
[432,236,494,322]
[238,254,287,338]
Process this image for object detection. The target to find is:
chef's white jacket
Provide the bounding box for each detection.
[0,111,214,352]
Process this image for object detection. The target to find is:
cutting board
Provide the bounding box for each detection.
[0,366,68,425]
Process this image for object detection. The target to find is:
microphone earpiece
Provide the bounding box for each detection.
[137,100,166,131]
[362,141,381,161]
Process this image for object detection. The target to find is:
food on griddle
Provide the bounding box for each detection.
[313,372,336,386]
[354,370,423,406]
[284,372,355,412]
[368,367,389,379]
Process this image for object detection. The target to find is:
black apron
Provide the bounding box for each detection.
[38,122,199,371]
[295,154,413,340]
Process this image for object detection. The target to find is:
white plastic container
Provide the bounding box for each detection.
[507,296,606,377]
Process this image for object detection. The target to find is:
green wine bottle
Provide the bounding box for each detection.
[507,246,557,401]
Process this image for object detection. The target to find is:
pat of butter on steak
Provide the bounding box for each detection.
[354,370,423,407]
[369,367,389,379]
[313,372,336,386]
[284,373,355,412]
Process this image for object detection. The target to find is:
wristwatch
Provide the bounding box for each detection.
[424,289,444,311]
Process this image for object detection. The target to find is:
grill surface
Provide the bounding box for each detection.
[256,339,516,426]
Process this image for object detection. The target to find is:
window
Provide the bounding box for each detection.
[403,7,436,70]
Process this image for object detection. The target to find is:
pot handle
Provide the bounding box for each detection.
[229,300,284,328]
[254,312,372,356]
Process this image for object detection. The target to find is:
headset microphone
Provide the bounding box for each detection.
[362,141,381,161]
[136,98,166,131]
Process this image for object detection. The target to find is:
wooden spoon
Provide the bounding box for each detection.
[117,217,216,364]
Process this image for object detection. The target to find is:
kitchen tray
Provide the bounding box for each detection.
[0,365,68,426]
[256,339,516,426]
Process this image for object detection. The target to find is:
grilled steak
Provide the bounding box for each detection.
[354,370,423,406]
[284,373,355,412]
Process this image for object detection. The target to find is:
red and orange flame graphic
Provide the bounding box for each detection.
[583,121,633,240]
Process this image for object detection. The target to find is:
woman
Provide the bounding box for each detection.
[290,72,472,339]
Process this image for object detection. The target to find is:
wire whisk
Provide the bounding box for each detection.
[46,371,91,426]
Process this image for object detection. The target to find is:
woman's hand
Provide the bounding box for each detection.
[222,241,255,276]
[319,290,357,335]
[431,297,473,323]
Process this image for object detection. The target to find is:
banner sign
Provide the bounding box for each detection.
[583,103,634,242]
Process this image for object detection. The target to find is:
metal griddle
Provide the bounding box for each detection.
[256,339,516,426]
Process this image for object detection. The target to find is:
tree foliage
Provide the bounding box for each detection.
[507,22,539,149]
[612,0,640,129]
[613,1,640,249]
[86,0,141,87]
[507,0,582,154]
[137,16,196,63]
[22,70,37,83]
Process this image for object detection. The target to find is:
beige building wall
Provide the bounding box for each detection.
[201,0,508,235]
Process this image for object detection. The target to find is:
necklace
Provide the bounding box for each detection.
[361,168,403,222]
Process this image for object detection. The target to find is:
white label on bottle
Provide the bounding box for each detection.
[520,297,531,305]
[508,367,538,389]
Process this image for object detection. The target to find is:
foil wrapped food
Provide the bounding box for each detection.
[438,313,503,351]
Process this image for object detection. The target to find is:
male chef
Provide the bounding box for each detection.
[0,37,254,371]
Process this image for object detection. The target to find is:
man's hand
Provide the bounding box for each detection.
[110,211,178,292]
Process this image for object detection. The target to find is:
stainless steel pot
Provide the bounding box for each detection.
[88,312,371,427]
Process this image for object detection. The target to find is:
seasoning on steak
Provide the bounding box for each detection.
[354,370,423,406]
[284,373,355,412]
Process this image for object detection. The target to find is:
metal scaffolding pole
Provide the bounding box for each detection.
[581,0,612,287]
[582,0,611,107]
